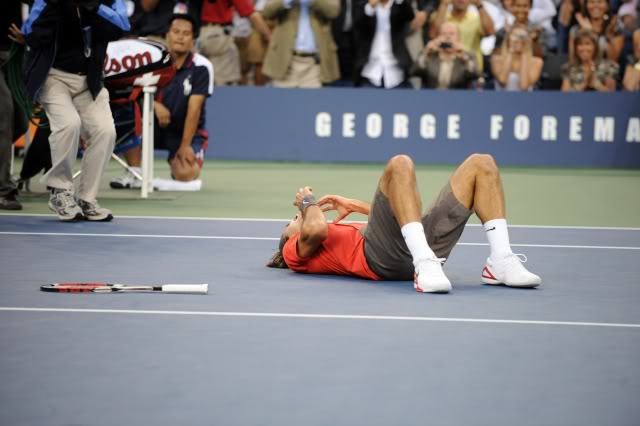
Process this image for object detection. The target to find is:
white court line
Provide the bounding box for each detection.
[1,213,639,231]
[1,307,639,329]
[1,231,639,250]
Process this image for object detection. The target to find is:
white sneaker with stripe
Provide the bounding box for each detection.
[414,257,452,293]
[481,253,541,288]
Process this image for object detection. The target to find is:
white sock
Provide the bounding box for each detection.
[484,218,513,260]
[401,222,436,266]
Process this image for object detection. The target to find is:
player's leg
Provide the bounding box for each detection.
[449,154,541,287]
[364,155,451,293]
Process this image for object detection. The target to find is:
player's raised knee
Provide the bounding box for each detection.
[387,154,415,174]
[467,153,498,176]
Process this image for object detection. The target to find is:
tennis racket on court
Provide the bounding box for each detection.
[41,282,208,294]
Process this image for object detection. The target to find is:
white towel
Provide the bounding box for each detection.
[152,178,202,192]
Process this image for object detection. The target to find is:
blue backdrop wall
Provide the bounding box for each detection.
[205,87,640,168]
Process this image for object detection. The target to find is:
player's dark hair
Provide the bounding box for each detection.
[266,234,290,269]
[167,13,200,39]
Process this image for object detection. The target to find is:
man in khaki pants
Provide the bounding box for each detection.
[21,0,130,221]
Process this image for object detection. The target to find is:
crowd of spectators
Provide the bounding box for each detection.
[125,0,640,91]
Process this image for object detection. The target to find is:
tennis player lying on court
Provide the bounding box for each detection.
[266,154,541,293]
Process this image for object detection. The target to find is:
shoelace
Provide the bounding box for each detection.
[79,199,99,211]
[505,253,528,263]
[57,191,77,208]
[417,257,447,268]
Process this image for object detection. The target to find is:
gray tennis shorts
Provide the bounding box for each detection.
[363,182,473,280]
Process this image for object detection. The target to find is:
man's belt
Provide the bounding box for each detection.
[292,50,317,58]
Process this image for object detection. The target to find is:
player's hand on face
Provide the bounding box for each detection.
[154,102,171,128]
[293,186,313,210]
[318,194,352,223]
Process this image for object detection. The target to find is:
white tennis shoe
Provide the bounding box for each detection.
[110,168,142,189]
[481,253,541,288]
[414,257,452,293]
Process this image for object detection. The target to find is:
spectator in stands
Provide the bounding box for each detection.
[353,0,415,88]
[332,0,359,85]
[0,1,24,210]
[111,14,213,187]
[491,27,544,89]
[261,0,340,87]
[618,1,637,36]
[558,0,583,53]
[405,0,431,79]
[430,0,495,72]
[21,0,129,221]
[196,0,271,86]
[568,0,624,62]
[130,0,198,42]
[245,0,273,86]
[232,11,254,85]
[561,28,618,90]
[494,0,545,57]
[413,22,479,88]
[622,28,640,90]
[528,0,557,51]
[618,1,637,71]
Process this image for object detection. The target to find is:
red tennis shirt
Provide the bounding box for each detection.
[283,223,382,281]
[201,0,255,25]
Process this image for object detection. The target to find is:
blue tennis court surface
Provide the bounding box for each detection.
[1,214,639,426]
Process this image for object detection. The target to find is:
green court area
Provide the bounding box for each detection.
[12,158,640,227]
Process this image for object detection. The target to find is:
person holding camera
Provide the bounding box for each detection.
[429,0,495,72]
[412,21,479,88]
[494,0,545,57]
[490,26,543,90]
[21,0,130,221]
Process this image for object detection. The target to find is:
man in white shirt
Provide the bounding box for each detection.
[354,0,415,88]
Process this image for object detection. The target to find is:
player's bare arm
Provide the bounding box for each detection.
[318,195,371,223]
[294,186,328,258]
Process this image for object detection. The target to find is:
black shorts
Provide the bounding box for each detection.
[363,182,473,280]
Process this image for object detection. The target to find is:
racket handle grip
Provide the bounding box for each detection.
[161,284,208,294]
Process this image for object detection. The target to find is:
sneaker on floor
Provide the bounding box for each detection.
[481,253,541,288]
[110,169,142,189]
[48,190,83,221]
[76,198,113,222]
[0,192,22,210]
[414,257,452,293]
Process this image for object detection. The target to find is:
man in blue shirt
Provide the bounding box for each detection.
[111,13,213,187]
